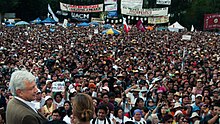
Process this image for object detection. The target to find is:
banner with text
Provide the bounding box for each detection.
[107,11,118,18]
[52,82,65,92]
[71,13,90,21]
[148,16,169,24]
[121,0,143,9]
[60,2,103,12]
[204,14,220,30]
[104,0,117,4]
[91,18,104,23]
[105,4,117,11]
[156,0,171,5]
[121,7,168,17]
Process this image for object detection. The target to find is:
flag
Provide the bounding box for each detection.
[62,19,68,28]
[47,13,50,18]
[181,47,186,71]
[48,4,59,22]
[123,17,130,33]
[191,25,194,32]
[136,20,145,32]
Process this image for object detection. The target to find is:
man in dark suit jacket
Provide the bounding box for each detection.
[6,70,48,124]
[0,88,6,112]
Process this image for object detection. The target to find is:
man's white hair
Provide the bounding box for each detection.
[9,70,36,96]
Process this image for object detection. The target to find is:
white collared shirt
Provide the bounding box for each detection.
[90,118,114,124]
[132,118,147,124]
[15,96,38,113]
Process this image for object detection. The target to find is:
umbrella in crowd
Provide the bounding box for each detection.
[89,22,99,26]
[76,22,89,27]
[102,28,121,35]
[6,23,15,27]
[15,21,30,26]
[103,24,112,29]
[41,17,57,24]
[30,17,42,24]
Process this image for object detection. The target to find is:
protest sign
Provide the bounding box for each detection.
[52,81,65,92]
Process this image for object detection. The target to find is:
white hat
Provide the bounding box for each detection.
[174,102,182,109]
[70,88,77,93]
[82,87,89,92]
[194,120,200,124]
[68,84,74,90]
[46,80,52,85]
[196,94,202,98]
[174,110,183,116]
[117,73,124,77]
[45,96,52,101]
[102,86,109,92]
[152,78,160,84]
[190,112,200,119]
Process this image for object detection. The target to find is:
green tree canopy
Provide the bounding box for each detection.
[0,0,18,13]
[182,0,220,30]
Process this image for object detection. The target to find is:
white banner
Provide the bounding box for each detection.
[121,0,143,9]
[121,7,168,17]
[91,18,104,23]
[52,82,65,92]
[94,29,99,34]
[105,4,117,11]
[156,0,171,5]
[104,0,117,4]
[181,35,191,40]
[148,16,169,24]
[60,2,103,12]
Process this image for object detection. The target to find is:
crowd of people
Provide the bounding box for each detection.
[0,23,220,124]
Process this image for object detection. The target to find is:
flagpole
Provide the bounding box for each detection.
[122,16,126,124]
[181,47,186,71]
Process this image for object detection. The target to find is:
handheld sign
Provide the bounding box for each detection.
[182,35,191,40]
[52,81,65,92]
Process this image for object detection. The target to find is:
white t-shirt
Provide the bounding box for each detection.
[63,115,71,124]
[132,117,147,124]
[90,118,114,124]
[115,116,132,124]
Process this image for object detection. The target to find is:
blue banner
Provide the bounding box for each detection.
[107,11,118,18]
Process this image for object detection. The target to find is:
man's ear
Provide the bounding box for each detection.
[16,89,22,96]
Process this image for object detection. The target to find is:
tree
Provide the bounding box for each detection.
[15,0,49,21]
[0,0,18,13]
[0,0,18,22]
[182,0,220,30]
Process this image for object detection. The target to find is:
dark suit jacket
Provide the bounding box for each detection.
[0,94,6,112]
[6,98,48,124]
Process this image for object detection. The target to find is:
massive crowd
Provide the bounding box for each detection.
[0,23,220,124]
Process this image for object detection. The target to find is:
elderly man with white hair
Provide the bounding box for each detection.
[6,70,48,124]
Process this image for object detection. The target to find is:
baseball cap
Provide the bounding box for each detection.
[89,83,96,88]
[195,94,202,98]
